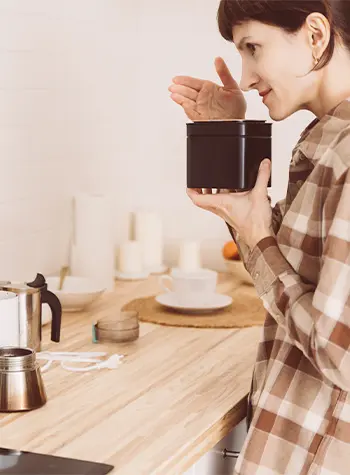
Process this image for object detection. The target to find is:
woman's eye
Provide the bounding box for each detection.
[246,43,257,56]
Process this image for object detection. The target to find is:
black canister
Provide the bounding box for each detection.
[187,120,272,190]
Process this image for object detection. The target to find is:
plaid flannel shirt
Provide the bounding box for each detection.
[231,99,350,475]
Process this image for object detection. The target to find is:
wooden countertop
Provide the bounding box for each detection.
[0,273,261,474]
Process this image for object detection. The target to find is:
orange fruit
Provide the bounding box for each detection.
[222,241,240,260]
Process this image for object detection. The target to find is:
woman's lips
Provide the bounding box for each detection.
[260,89,272,103]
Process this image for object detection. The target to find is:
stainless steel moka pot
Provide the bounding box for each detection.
[0,273,62,352]
[0,347,47,412]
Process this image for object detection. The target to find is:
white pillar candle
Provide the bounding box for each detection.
[178,240,202,272]
[134,211,163,269]
[118,241,143,274]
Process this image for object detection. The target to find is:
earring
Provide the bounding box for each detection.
[313,54,319,65]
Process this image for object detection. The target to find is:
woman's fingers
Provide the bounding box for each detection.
[254,159,271,194]
[170,94,201,120]
[214,57,239,90]
[170,93,195,109]
[168,84,198,101]
[172,75,203,92]
[187,188,222,208]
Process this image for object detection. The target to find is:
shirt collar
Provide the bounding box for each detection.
[293,98,350,164]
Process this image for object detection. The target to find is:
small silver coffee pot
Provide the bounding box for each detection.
[0,347,47,412]
[0,273,62,352]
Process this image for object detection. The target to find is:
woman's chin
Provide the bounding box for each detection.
[267,105,292,122]
[266,99,298,121]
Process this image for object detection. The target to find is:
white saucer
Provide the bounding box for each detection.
[115,270,150,281]
[147,264,168,275]
[155,292,232,313]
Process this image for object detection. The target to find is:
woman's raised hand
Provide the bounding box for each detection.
[169,57,247,121]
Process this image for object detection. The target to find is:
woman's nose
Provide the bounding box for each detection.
[239,66,259,92]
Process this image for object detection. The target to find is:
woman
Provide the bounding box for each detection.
[169,1,350,474]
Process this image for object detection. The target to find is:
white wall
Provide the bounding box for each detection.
[0,0,314,281]
[0,0,139,281]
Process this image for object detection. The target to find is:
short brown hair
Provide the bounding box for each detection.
[217,0,350,71]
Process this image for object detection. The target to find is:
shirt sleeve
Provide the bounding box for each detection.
[226,198,286,266]
[246,169,350,391]
[225,223,251,264]
[271,198,286,235]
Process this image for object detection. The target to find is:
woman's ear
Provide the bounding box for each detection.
[305,12,331,59]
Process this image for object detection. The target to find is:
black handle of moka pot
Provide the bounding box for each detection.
[41,288,62,342]
[27,273,62,343]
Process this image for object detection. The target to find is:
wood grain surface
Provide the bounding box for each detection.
[0,273,262,474]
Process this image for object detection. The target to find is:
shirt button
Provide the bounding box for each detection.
[255,272,260,279]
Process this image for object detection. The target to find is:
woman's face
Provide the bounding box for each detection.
[233,20,320,121]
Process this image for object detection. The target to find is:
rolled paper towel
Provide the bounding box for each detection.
[134,211,163,269]
[74,193,113,246]
[71,193,115,291]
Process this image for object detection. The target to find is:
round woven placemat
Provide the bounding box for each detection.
[122,285,266,329]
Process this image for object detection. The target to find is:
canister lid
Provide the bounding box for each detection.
[187,119,271,137]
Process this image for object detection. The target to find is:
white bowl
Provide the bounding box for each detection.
[45,276,106,312]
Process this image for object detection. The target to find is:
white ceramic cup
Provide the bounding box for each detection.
[0,291,20,347]
[178,240,201,272]
[159,268,218,305]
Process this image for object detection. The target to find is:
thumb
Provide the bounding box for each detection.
[215,57,239,90]
[254,159,271,194]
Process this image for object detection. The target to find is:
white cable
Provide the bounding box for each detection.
[61,354,124,372]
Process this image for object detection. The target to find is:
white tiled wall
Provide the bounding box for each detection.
[1,0,314,281]
[0,0,139,281]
